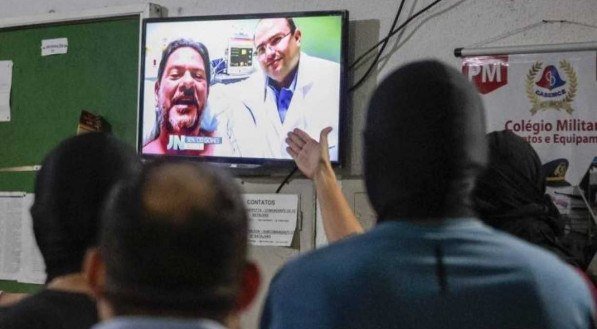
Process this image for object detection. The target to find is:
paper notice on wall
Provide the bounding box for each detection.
[0,192,25,280]
[0,192,46,284]
[41,38,68,56]
[0,60,13,122]
[243,194,298,246]
[18,194,46,284]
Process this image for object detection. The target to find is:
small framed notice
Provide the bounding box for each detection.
[243,194,299,246]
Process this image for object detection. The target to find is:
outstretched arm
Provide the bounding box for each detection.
[286,127,363,242]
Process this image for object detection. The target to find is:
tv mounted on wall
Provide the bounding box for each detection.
[137,11,348,170]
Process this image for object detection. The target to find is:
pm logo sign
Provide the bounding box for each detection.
[462,55,508,94]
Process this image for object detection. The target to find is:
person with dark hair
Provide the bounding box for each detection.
[85,160,260,329]
[225,17,340,160]
[262,60,595,329]
[143,39,221,156]
[0,133,140,329]
[472,130,581,266]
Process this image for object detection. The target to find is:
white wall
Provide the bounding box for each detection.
[1,1,595,328]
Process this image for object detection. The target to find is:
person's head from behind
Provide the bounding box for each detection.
[31,133,139,283]
[472,130,562,234]
[155,39,211,135]
[86,160,260,324]
[254,18,301,87]
[364,60,487,221]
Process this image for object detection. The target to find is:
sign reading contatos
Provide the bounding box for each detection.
[243,194,299,246]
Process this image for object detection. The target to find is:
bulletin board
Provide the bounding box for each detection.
[0,15,141,193]
[0,5,162,293]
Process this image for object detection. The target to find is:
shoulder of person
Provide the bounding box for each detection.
[300,52,339,71]
[218,71,264,106]
[493,230,595,304]
[272,231,374,284]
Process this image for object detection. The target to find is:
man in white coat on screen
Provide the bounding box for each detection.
[220,17,340,160]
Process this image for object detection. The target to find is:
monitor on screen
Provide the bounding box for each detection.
[138,11,348,168]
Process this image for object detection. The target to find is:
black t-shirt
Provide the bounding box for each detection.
[0,289,97,329]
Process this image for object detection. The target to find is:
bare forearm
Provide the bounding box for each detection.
[314,164,364,242]
[285,127,362,241]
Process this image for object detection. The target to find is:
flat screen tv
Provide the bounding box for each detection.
[138,11,348,170]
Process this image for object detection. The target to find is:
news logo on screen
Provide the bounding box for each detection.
[167,135,222,151]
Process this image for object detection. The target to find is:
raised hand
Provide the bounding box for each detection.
[286,127,332,179]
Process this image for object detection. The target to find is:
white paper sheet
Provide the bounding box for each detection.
[0,60,13,122]
[41,38,68,56]
[243,194,298,247]
[0,192,25,280]
[0,192,46,284]
[18,194,46,284]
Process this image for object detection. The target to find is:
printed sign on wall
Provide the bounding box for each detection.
[243,193,299,247]
[462,50,597,185]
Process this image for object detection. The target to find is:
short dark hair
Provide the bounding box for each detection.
[100,159,248,319]
[364,60,487,219]
[286,18,297,34]
[30,133,139,282]
[156,39,211,90]
[254,17,297,38]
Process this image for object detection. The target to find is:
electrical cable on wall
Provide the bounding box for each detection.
[349,0,444,93]
[467,20,597,49]
[454,19,597,57]
[275,165,298,193]
[349,0,406,93]
[349,0,443,70]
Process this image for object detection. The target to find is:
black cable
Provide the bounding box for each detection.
[348,0,406,92]
[349,0,444,92]
[275,165,299,193]
[350,0,443,70]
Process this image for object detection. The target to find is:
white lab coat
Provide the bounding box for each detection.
[221,52,341,161]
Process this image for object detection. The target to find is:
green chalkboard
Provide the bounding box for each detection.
[0,15,140,293]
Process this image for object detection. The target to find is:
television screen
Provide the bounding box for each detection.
[138,11,348,167]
